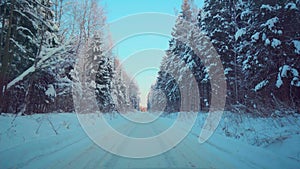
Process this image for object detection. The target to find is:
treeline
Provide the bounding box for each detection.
[0,0,139,114]
[148,0,300,116]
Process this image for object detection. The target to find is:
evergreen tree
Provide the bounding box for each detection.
[200,0,241,107]
[239,0,300,114]
[0,0,59,113]
[111,58,130,112]
[153,0,205,113]
[199,0,300,115]
[92,34,115,113]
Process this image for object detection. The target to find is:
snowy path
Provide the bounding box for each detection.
[0,113,299,169]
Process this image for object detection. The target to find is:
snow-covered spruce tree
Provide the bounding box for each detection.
[43,39,77,113]
[163,0,195,113]
[92,34,115,113]
[111,58,130,112]
[128,80,140,111]
[152,0,212,113]
[200,0,243,107]
[147,85,156,112]
[151,55,176,112]
[199,0,300,114]
[147,83,170,112]
[239,0,300,114]
[190,11,230,112]
[0,0,59,113]
[174,0,212,112]
[165,0,192,113]
[118,69,140,111]
[72,32,115,114]
[155,50,181,113]
[20,1,61,115]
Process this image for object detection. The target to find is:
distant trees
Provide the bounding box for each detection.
[128,80,140,111]
[111,58,140,112]
[111,59,129,112]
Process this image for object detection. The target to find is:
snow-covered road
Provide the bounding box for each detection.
[0,113,299,169]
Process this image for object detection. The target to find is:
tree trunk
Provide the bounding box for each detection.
[24,26,45,115]
[0,0,15,112]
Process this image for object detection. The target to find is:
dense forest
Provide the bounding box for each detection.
[1,0,299,116]
[0,0,140,114]
[148,0,300,116]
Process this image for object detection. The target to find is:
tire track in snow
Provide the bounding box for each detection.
[90,122,135,169]
[49,121,134,169]
[5,135,87,169]
[152,118,216,168]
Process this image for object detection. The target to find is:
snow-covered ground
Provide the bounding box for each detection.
[0,112,299,169]
[177,112,300,163]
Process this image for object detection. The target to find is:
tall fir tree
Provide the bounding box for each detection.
[239,0,300,114]
[0,0,59,113]
[200,0,241,107]
[92,34,115,113]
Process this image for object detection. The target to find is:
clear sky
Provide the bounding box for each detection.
[100,0,204,107]
[101,0,204,22]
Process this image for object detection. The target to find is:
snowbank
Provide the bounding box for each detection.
[0,113,82,151]
[168,111,300,162]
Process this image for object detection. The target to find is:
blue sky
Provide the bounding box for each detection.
[101,0,204,107]
[101,0,204,22]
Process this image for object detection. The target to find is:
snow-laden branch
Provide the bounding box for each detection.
[7,39,74,89]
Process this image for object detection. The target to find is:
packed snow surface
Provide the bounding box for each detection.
[0,112,299,169]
